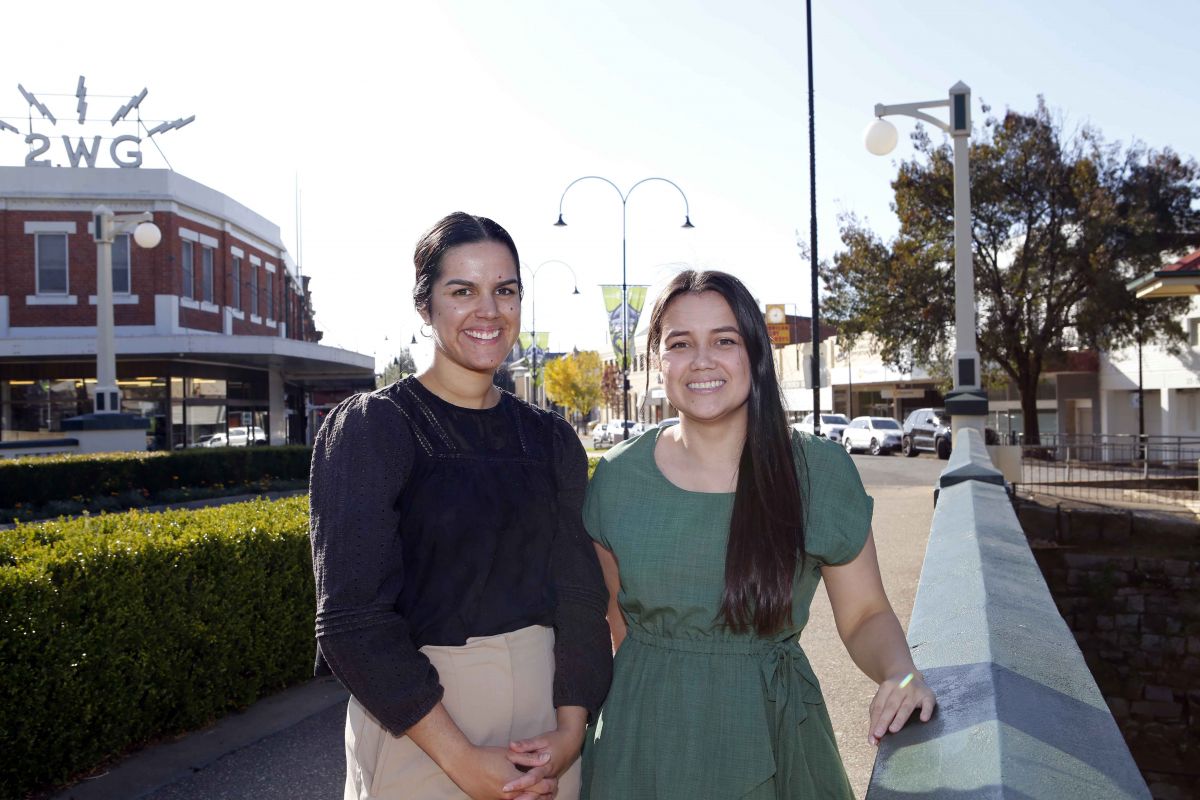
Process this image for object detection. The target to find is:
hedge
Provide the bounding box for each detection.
[0,446,312,509]
[0,497,313,799]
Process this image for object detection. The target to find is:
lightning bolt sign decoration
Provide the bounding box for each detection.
[75,75,88,124]
[110,88,148,126]
[8,80,196,167]
[147,115,195,137]
[18,84,56,124]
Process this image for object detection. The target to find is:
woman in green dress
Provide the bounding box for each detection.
[565,269,936,798]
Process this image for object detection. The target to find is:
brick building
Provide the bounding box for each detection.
[0,166,373,450]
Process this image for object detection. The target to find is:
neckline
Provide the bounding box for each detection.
[405,376,508,415]
[648,424,736,497]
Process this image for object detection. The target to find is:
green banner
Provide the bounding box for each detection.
[602,285,648,366]
[519,331,550,361]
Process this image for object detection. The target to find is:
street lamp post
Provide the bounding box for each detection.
[91,205,161,414]
[555,176,694,440]
[523,259,580,407]
[864,81,988,435]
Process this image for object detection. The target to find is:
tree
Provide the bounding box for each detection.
[376,347,417,388]
[600,362,624,416]
[821,98,1200,441]
[544,350,603,422]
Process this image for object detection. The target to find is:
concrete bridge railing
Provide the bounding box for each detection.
[865,427,1150,799]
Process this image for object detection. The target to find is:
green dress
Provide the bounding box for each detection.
[580,426,874,799]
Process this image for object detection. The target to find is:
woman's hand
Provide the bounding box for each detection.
[506,721,586,779]
[445,745,557,800]
[867,671,936,746]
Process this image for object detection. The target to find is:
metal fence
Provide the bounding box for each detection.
[1014,433,1200,512]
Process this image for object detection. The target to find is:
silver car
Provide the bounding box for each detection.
[842,416,903,455]
[792,413,850,443]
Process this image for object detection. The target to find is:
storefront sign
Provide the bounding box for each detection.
[765,304,791,345]
[4,77,193,169]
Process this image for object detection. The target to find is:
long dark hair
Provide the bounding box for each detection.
[647,270,807,635]
[412,212,522,313]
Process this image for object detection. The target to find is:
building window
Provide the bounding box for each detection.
[202,247,214,303]
[266,272,274,320]
[113,234,131,294]
[250,266,259,316]
[181,242,194,300]
[232,257,242,310]
[1189,318,1200,347]
[36,233,68,294]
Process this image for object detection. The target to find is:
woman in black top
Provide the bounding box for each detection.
[309,212,612,800]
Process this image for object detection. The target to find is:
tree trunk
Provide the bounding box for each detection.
[1018,370,1042,445]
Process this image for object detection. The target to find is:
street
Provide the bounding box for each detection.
[55,451,945,800]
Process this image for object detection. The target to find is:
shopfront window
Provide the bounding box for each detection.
[113,234,131,294]
[36,233,68,294]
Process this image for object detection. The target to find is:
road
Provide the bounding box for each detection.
[51,451,945,800]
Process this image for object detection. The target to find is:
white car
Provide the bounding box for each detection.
[592,420,643,448]
[792,413,850,443]
[842,416,903,455]
[206,426,267,447]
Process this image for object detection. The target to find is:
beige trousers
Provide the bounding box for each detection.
[344,624,582,800]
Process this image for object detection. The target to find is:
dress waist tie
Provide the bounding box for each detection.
[624,627,825,730]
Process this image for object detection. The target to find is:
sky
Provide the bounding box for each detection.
[3,0,1198,372]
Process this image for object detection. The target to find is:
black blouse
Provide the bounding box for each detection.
[308,377,611,735]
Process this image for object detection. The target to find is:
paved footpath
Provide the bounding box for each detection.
[51,465,936,800]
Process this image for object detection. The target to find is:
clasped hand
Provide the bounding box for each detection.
[506,724,584,786]
[448,745,556,800]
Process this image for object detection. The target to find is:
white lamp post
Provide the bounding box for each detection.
[92,205,160,414]
[865,81,988,435]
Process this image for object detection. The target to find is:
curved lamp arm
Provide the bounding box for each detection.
[555,176,624,224]
[555,175,694,227]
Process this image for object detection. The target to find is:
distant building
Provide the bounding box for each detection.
[1107,248,1200,440]
[0,166,374,451]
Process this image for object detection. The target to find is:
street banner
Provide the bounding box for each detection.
[765,304,791,345]
[519,331,550,361]
[601,285,648,365]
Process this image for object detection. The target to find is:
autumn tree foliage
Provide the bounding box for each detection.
[600,362,624,416]
[544,350,603,422]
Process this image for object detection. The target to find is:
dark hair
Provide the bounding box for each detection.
[647,269,807,636]
[412,212,522,313]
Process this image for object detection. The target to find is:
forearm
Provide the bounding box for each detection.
[405,703,474,774]
[556,705,587,737]
[840,608,917,685]
[607,599,626,652]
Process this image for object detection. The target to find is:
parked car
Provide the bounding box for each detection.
[902,408,1002,458]
[792,413,851,443]
[645,417,680,431]
[901,407,953,459]
[842,416,903,455]
[206,426,267,447]
[592,420,643,448]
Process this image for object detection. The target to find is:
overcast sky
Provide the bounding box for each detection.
[3,0,1197,370]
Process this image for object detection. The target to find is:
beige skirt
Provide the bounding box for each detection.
[344,624,582,800]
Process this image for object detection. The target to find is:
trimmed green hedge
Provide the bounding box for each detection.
[0,497,313,798]
[0,446,312,509]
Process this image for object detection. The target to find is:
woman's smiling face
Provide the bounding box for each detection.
[657,291,751,426]
[422,240,521,375]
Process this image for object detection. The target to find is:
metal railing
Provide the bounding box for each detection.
[1012,433,1200,511]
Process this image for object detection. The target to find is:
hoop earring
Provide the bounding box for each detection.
[420,323,433,338]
